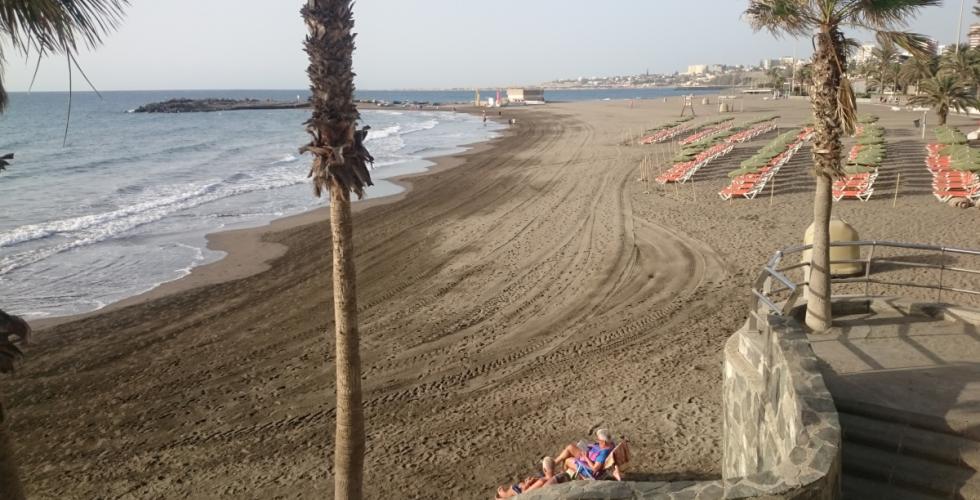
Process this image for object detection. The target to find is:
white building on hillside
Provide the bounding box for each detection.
[853,44,876,65]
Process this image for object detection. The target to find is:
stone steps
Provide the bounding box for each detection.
[840,412,980,470]
[842,441,980,499]
[835,397,980,442]
[837,388,980,498]
[842,474,946,500]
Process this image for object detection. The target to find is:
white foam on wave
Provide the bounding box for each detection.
[403,119,439,135]
[366,124,402,141]
[0,167,308,275]
[271,154,298,165]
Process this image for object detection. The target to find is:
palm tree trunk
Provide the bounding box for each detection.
[302,1,366,498]
[329,182,364,500]
[0,403,26,500]
[808,175,834,331]
[805,27,846,332]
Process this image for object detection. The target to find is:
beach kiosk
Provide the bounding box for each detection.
[802,219,863,277]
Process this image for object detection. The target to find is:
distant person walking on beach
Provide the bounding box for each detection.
[483,110,487,126]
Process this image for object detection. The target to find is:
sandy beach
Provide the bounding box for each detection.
[4,97,980,499]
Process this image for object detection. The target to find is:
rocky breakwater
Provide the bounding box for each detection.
[133,98,310,113]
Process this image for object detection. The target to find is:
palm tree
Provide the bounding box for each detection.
[745,0,938,332]
[797,63,813,95]
[767,66,787,91]
[871,41,900,96]
[940,47,980,98]
[900,54,939,94]
[909,73,979,124]
[0,310,30,500]
[300,1,373,498]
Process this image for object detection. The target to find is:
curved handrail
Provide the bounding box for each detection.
[753,241,980,317]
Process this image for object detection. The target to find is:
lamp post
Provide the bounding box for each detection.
[957,0,966,55]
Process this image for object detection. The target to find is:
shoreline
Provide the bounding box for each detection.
[33,108,511,330]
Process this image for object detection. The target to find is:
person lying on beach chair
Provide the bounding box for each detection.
[552,428,616,480]
[495,456,569,499]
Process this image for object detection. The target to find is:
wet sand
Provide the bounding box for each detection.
[4,97,980,499]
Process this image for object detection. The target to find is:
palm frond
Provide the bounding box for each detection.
[744,0,812,37]
[0,309,30,374]
[837,76,858,136]
[0,0,128,54]
[843,36,863,55]
[848,0,942,29]
[876,31,934,59]
[0,0,128,111]
[0,152,12,173]
[300,0,374,199]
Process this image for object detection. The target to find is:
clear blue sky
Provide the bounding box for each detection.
[2,0,972,91]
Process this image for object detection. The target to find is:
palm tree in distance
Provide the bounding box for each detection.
[871,40,900,96]
[745,0,938,332]
[796,63,813,96]
[300,1,373,498]
[767,66,787,91]
[909,73,979,125]
[940,47,980,98]
[900,54,939,95]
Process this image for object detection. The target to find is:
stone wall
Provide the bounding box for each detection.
[521,313,840,500]
[720,313,841,498]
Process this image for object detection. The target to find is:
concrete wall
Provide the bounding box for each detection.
[521,313,840,500]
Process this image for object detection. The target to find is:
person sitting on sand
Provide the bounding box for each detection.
[495,456,568,499]
[552,428,615,479]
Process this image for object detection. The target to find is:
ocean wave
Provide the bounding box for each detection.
[0,168,308,274]
[366,124,402,141]
[271,154,298,165]
[402,119,439,135]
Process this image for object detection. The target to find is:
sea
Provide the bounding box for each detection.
[0,88,713,319]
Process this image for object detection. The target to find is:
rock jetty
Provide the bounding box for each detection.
[133,98,310,113]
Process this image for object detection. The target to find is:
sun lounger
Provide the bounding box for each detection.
[718,127,811,200]
[833,169,878,202]
[925,143,980,202]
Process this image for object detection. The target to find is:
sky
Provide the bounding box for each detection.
[2,0,975,92]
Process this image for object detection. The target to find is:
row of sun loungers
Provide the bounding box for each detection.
[719,127,813,200]
[833,117,884,202]
[638,117,695,145]
[678,118,735,145]
[656,118,778,185]
[926,127,980,203]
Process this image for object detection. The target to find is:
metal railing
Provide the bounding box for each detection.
[752,241,980,318]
